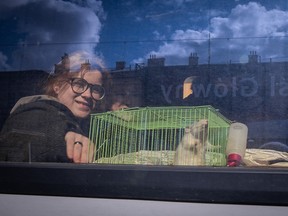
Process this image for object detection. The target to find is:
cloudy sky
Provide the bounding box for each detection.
[0,0,288,71]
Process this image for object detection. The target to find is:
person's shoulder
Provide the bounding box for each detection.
[10,95,59,113]
[10,95,74,119]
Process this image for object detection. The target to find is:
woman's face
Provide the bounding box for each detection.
[54,70,103,118]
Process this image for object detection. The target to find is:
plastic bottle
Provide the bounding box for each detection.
[226,122,248,167]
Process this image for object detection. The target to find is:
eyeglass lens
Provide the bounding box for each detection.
[70,78,105,100]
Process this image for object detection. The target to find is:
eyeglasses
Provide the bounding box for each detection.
[69,78,105,100]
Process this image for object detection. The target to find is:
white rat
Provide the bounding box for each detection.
[174,119,208,166]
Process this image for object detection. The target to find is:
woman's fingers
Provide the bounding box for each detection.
[65,132,75,160]
[73,140,83,163]
[88,141,95,163]
[65,131,91,163]
[79,137,89,163]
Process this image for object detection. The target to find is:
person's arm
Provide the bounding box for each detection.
[0,100,88,163]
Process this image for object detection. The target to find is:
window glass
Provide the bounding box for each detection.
[0,0,287,167]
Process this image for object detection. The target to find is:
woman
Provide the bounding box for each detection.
[0,53,105,163]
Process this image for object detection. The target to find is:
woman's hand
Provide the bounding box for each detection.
[65,131,94,163]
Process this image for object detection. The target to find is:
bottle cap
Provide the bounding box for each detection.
[227,153,242,167]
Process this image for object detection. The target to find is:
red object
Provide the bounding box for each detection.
[227,154,242,167]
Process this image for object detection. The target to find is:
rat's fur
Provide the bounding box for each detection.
[174,119,208,166]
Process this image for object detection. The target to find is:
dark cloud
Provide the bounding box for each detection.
[0,0,104,71]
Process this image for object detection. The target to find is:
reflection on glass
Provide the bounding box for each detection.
[0,1,287,167]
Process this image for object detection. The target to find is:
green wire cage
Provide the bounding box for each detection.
[89,106,231,166]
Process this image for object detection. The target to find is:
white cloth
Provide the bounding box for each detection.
[243,149,288,167]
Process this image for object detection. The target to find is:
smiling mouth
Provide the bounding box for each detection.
[76,101,92,110]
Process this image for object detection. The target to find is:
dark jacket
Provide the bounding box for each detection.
[0,95,87,162]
